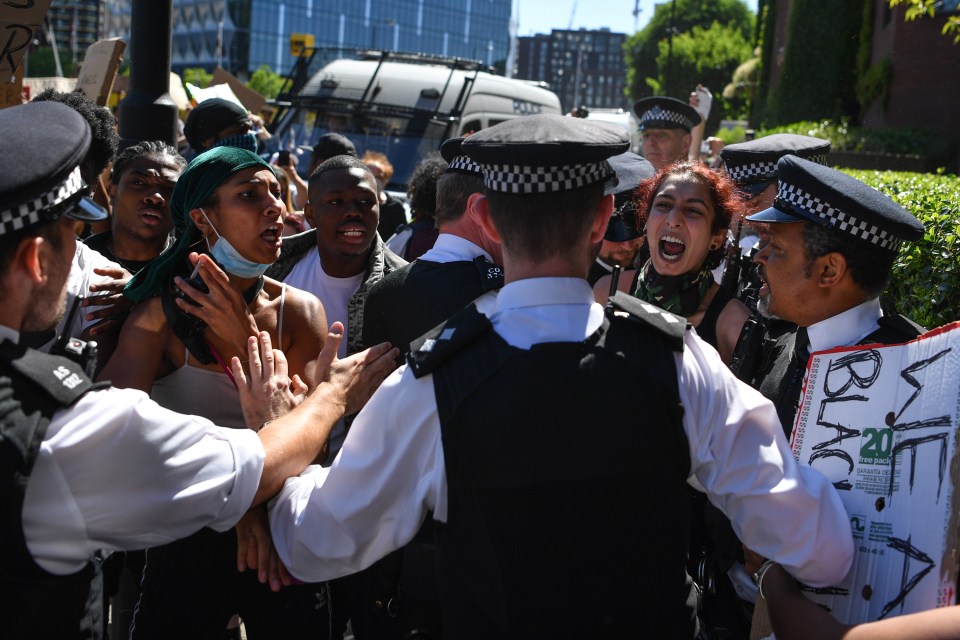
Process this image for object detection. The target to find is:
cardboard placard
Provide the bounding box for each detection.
[0,1,54,80]
[0,59,23,108]
[790,323,960,624]
[211,66,267,114]
[169,71,189,111]
[76,38,126,106]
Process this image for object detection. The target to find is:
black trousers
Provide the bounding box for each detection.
[131,527,331,640]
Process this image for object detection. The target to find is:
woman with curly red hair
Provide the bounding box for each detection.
[596,161,750,363]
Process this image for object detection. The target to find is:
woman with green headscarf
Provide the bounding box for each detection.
[99,146,333,638]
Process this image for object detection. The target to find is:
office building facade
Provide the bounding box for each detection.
[100,0,512,78]
[515,28,627,113]
[47,0,102,64]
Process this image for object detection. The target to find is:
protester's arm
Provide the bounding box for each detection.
[174,252,260,360]
[268,363,448,583]
[287,165,310,211]
[235,505,292,592]
[688,85,711,163]
[81,266,133,337]
[744,550,960,640]
[240,324,400,507]
[96,297,171,391]
[678,331,854,587]
[274,286,327,389]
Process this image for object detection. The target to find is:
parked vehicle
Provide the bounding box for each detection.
[267,49,562,189]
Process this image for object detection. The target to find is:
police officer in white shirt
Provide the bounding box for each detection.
[0,101,397,639]
[746,155,926,436]
[268,114,854,639]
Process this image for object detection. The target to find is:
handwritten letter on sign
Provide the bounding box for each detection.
[791,323,960,624]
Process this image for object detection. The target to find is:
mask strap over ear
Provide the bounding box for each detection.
[199,208,220,251]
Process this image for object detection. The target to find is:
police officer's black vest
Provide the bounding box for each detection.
[756,312,924,438]
[408,292,699,639]
[363,255,504,356]
[0,340,108,639]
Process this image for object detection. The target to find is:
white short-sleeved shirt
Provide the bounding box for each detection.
[6,322,264,575]
[269,277,854,588]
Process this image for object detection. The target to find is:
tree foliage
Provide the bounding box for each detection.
[23,46,76,77]
[889,0,960,43]
[247,64,285,99]
[624,0,754,101]
[847,169,960,329]
[182,67,213,89]
[654,21,754,127]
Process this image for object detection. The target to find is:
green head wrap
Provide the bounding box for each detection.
[125,146,274,302]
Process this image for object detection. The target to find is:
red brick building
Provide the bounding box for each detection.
[765,0,960,134]
[862,1,960,131]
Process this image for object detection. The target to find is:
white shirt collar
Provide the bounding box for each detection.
[807,298,882,353]
[0,325,19,345]
[417,233,492,264]
[495,277,596,312]
[487,277,604,349]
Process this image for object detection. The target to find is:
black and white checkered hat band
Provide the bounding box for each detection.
[728,154,828,185]
[776,181,902,252]
[0,166,84,237]
[482,161,613,194]
[639,106,694,131]
[448,155,484,176]
[727,160,778,184]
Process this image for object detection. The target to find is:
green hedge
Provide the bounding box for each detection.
[844,169,960,329]
[752,120,959,171]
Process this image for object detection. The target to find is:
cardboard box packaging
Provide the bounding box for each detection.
[791,323,960,624]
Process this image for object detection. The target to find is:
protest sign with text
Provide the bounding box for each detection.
[791,323,960,624]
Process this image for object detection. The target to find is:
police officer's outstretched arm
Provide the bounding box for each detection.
[235,321,399,506]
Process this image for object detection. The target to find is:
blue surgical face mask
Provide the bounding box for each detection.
[200,209,272,279]
[214,131,259,153]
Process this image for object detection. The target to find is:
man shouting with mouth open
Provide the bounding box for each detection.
[266,154,406,462]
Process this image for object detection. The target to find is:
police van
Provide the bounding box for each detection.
[268,50,562,189]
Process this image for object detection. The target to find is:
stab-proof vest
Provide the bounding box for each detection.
[408,292,699,639]
[0,340,108,639]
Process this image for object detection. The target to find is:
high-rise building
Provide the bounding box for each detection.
[47,0,103,64]
[515,28,627,113]
[101,0,513,78]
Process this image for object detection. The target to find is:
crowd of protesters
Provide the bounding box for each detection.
[1,82,957,640]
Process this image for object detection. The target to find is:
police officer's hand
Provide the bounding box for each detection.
[235,505,292,592]
[81,266,134,337]
[175,252,260,357]
[315,322,399,415]
[232,331,308,430]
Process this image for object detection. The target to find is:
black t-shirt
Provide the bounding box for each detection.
[84,232,154,275]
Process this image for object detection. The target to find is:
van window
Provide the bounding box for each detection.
[460,120,482,136]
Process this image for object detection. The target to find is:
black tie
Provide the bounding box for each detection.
[794,326,810,364]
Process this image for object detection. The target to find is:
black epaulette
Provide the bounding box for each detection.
[473,256,504,293]
[0,341,108,474]
[606,292,688,352]
[407,305,494,379]
[0,340,106,407]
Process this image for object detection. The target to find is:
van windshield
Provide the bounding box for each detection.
[278,108,450,190]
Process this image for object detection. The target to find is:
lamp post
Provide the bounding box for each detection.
[118,0,178,147]
[666,0,677,95]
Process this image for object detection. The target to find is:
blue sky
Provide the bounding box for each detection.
[514,0,760,37]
